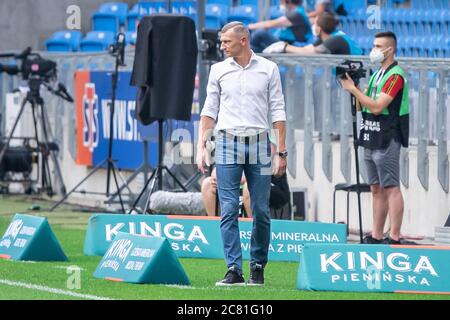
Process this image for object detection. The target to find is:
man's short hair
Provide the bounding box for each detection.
[316,12,338,34]
[286,0,303,5]
[374,31,397,49]
[220,21,250,39]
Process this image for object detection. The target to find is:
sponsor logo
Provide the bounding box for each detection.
[105,222,208,244]
[3,219,24,240]
[320,251,438,288]
[82,83,99,152]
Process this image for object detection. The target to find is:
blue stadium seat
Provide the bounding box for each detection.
[207,0,232,6]
[402,35,414,57]
[240,0,259,6]
[171,1,183,14]
[79,31,116,52]
[423,9,438,34]
[206,3,228,29]
[227,5,258,25]
[395,9,409,35]
[444,36,450,58]
[138,1,168,15]
[382,9,394,31]
[429,35,444,58]
[124,31,137,46]
[340,0,366,16]
[126,4,140,31]
[397,36,408,57]
[354,7,367,32]
[270,5,283,19]
[92,2,129,33]
[45,30,82,52]
[185,1,197,20]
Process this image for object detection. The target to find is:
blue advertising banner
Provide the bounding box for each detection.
[0,214,67,261]
[84,214,347,262]
[94,232,190,285]
[298,244,450,294]
[75,71,199,170]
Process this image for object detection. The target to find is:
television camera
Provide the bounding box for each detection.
[0,47,71,195]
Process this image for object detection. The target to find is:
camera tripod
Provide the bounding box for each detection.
[127,119,187,214]
[50,34,127,213]
[350,91,364,244]
[0,78,66,196]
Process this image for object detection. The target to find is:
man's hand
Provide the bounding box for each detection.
[196,145,208,174]
[340,73,356,92]
[272,155,287,177]
[263,41,287,54]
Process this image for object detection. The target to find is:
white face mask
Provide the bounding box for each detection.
[369,47,391,64]
[280,4,286,13]
[312,24,320,38]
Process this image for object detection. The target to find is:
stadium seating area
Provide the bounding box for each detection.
[44,0,450,58]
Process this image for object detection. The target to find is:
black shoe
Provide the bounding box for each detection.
[247,264,264,286]
[215,266,245,286]
[362,235,384,244]
[383,237,418,245]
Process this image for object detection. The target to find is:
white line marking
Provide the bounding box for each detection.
[0,279,113,300]
[52,265,86,271]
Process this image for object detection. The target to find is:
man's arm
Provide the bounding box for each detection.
[268,63,287,177]
[197,66,220,173]
[285,44,317,54]
[340,73,393,115]
[248,16,292,30]
[272,121,287,177]
[197,116,216,173]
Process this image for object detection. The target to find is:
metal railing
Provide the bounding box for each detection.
[264,53,450,193]
[1,51,449,194]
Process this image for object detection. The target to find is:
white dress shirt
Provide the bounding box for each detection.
[200,51,286,135]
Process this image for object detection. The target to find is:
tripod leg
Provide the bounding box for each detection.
[351,93,364,243]
[108,166,136,201]
[49,158,108,211]
[107,140,153,202]
[162,166,187,191]
[0,97,28,163]
[40,101,66,195]
[143,169,160,214]
[110,160,125,213]
[127,168,158,214]
[29,100,49,194]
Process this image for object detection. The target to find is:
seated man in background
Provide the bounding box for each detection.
[263,12,361,55]
[307,0,335,24]
[248,0,312,53]
[201,168,290,219]
[202,136,291,218]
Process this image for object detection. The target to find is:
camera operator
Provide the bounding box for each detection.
[263,12,361,55]
[340,31,412,245]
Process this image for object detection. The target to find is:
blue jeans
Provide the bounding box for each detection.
[251,29,279,53]
[215,132,272,272]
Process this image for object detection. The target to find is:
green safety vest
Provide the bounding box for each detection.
[360,64,409,149]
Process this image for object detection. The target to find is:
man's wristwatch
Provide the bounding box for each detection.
[278,150,288,159]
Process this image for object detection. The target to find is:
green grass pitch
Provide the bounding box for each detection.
[0,196,449,300]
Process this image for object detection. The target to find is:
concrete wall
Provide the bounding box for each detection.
[289,130,450,239]
[0,0,136,52]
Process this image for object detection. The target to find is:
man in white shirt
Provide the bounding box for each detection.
[197,22,287,286]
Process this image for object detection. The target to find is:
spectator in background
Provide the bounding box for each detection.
[248,0,312,53]
[202,138,291,219]
[307,0,335,24]
[263,12,361,55]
